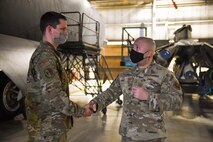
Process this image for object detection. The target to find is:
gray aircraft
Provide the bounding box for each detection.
[155,25,213,96]
[0,0,105,120]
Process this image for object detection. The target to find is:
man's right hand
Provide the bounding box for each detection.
[132,86,149,100]
[83,104,93,117]
[88,100,97,113]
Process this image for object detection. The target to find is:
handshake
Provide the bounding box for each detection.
[83,100,97,117]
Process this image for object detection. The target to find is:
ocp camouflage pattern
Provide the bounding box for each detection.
[25,41,85,142]
[93,62,183,141]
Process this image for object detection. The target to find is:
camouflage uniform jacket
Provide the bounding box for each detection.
[25,41,85,141]
[93,62,183,141]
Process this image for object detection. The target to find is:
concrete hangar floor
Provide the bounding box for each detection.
[0,93,212,142]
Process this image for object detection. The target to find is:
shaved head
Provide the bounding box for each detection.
[134,37,156,51]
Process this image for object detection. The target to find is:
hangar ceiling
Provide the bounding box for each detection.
[88,0,153,9]
[88,0,213,9]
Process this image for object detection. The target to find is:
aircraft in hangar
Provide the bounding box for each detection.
[0,0,108,120]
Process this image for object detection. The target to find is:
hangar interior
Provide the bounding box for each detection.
[93,0,213,79]
[0,0,212,142]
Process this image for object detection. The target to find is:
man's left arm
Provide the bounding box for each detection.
[148,72,183,112]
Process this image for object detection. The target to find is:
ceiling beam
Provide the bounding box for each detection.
[88,0,213,10]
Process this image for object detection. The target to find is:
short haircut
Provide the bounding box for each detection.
[134,37,156,50]
[40,11,67,34]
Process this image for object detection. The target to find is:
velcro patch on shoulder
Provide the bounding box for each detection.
[44,68,54,78]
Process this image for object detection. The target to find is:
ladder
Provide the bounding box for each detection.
[58,11,121,114]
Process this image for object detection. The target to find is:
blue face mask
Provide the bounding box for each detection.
[54,32,68,45]
[130,49,149,63]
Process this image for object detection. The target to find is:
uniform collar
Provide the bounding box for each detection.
[132,61,155,74]
[40,40,61,58]
[40,41,56,50]
[134,61,155,70]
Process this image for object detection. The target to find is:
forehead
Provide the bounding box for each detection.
[134,39,143,45]
[134,39,150,49]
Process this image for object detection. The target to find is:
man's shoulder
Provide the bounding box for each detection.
[148,63,174,78]
[152,62,170,73]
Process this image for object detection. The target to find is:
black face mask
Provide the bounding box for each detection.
[130,49,149,63]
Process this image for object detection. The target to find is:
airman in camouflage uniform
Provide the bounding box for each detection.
[89,37,183,142]
[25,11,91,142]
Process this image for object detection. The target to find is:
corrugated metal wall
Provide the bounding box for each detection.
[98,4,213,40]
